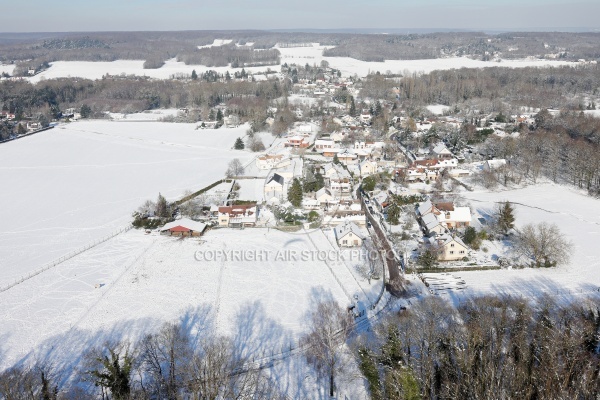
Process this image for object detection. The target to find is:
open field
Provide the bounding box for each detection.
[1,43,582,83]
[0,120,252,286]
[0,228,368,387]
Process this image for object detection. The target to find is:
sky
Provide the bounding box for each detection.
[2,0,600,33]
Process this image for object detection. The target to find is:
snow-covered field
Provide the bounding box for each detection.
[0,120,252,287]
[0,64,15,75]
[22,43,583,83]
[445,183,600,302]
[197,39,233,49]
[106,108,181,121]
[0,228,372,396]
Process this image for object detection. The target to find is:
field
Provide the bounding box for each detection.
[0,228,373,397]
[0,43,583,83]
[0,120,253,287]
[439,183,600,303]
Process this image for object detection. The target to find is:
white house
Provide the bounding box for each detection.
[334,222,365,247]
[483,159,507,170]
[316,187,338,206]
[264,173,285,197]
[431,143,453,159]
[255,154,285,170]
[359,160,378,176]
[430,234,469,261]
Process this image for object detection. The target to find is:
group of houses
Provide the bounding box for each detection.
[416,198,472,261]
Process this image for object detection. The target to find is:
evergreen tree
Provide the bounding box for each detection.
[17,123,26,135]
[80,104,92,118]
[88,347,133,400]
[234,137,245,150]
[333,154,340,165]
[191,69,198,80]
[216,109,223,122]
[386,202,401,225]
[288,178,303,208]
[496,201,515,235]
[349,96,356,117]
[225,71,231,81]
[155,193,169,218]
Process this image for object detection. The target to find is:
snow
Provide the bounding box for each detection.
[0,64,16,75]
[0,120,253,287]
[427,104,451,115]
[0,228,371,384]
[197,39,233,49]
[236,178,267,202]
[23,45,585,83]
[27,58,276,83]
[436,183,600,302]
[106,108,181,121]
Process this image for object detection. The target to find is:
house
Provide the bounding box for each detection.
[285,135,310,148]
[417,199,471,233]
[483,159,507,170]
[360,160,378,176]
[337,150,358,165]
[430,234,469,261]
[255,154,285,170]
[334,222,364,247]
[217,205,258,227]
[160,218,207,237]
[421,213,447,235]
[264,173,285,194]
[314,138,337,152]
[431,143,453,159]
[316,187,338,206]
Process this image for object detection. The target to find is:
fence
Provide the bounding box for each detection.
[0,224,133,293]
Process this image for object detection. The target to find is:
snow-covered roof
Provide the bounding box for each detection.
[422,212,443,231]
[334,221,364,241]
[417,199,434,216]
[316,187,334,199]
[432,143,452,155]
[160,218,207,233]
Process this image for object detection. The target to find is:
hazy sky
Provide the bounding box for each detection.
[3,0,600,32]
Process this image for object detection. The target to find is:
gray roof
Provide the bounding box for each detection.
[266,173,285,186]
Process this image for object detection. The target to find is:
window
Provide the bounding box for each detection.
[460,250,465,254]
[450,251,454,255]
[450,243,455,247]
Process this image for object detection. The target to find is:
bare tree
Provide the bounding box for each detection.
[225,159,245,178]
[300,298,353,398]
[515,222,573,267]
[139,322,193,400]
[246,135,266,152]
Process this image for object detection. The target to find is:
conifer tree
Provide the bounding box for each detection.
[288,178,303,208]
[234,137,245,150]
[496,201,515,235]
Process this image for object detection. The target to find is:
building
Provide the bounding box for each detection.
[264,173,285,194]
[359,160,378,176]
[431,143,454,159]
[255,154,285,170]
[430,234,469,261]
[334,222,364,247]
[160,218,207,237]
[285,135,310,148]
[217,205,258,227]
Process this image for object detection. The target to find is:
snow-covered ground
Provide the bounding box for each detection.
[0,120,253,287]
[427,104,451,115]
[440,183,600,302]
[0,64,16,75]
[23,44,584,83]
[27,58,274,83]
[197,39,233,49]
[106,108,181,121]
[0,227,371,397]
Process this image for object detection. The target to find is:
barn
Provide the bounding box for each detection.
[159,218,207,237]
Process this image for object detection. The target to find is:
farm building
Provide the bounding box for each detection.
[160,218,207,237]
